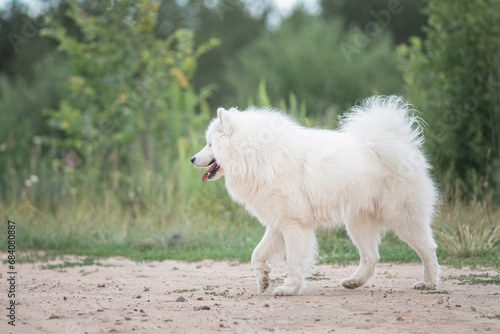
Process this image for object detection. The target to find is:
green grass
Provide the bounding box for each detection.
[422,290,450,294]
[271,277,285,284]
[38,257,103,270]
[442,273,500,285]
[480,314,500,320]
[168,288,198,294]
[434,200,500,259]
[306,272,331,281]
[3,199,499,267]
[7,224,499,269]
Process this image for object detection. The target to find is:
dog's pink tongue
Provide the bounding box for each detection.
[202,164,218,182]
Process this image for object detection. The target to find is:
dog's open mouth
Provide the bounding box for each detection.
[202,159,221,182]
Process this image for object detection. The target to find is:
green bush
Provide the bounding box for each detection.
[398,0,500,200]
[0,0,233,254]
[41,0,217,171]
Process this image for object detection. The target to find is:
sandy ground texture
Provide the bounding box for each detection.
[3,255,500,334]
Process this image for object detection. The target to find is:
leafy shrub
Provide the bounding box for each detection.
[398,0,500,199]
[0,0,243,254]
[40,0,217,172]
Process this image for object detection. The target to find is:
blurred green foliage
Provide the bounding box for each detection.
[0,55,68,201]
[398,0,500,200]
[321,0,427,44]
[0,0,498,262]
[0,1,56,79]
[224,13,403,114]
[155,0,269,108]
[40,0,216,170]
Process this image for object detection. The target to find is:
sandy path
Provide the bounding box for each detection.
[3,256,499,333]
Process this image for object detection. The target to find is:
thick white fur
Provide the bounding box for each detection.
[191,96,439,296]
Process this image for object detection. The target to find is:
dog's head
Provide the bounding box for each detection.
[190,107,237,182]
[191,106,293,182]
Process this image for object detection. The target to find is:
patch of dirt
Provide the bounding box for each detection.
[5,256,500,333]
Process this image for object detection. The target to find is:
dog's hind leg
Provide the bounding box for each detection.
[341,217,382,289]
[251,227,286,293]
[272,225,317,296]
[392,222,439,289]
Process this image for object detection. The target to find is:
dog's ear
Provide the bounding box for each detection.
[217,107,235,135]
[217,107,230,125]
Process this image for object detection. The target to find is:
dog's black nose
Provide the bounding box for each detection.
[190,156,196,163]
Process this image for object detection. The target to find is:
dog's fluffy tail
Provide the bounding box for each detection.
[340,95,428,173]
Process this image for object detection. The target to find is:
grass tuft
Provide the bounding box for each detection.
[442,273,500,286]
[434,202,500,259]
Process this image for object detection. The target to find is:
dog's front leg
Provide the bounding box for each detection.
[251,227,285,293]
[272,225,317,296]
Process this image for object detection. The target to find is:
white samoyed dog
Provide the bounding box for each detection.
[191,96,439,296]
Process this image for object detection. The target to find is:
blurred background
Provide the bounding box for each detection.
[0,0,499,265]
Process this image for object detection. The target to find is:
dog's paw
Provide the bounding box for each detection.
[272,277,303,296]
[412,280,436,290]
[258,273,270,293]
[255,270,270,293]
[340,277,365,289]
[272,285,300,296]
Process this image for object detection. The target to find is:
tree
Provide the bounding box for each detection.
[41,0,216,171]
[398,0,500,199]
[155,0,269,108]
